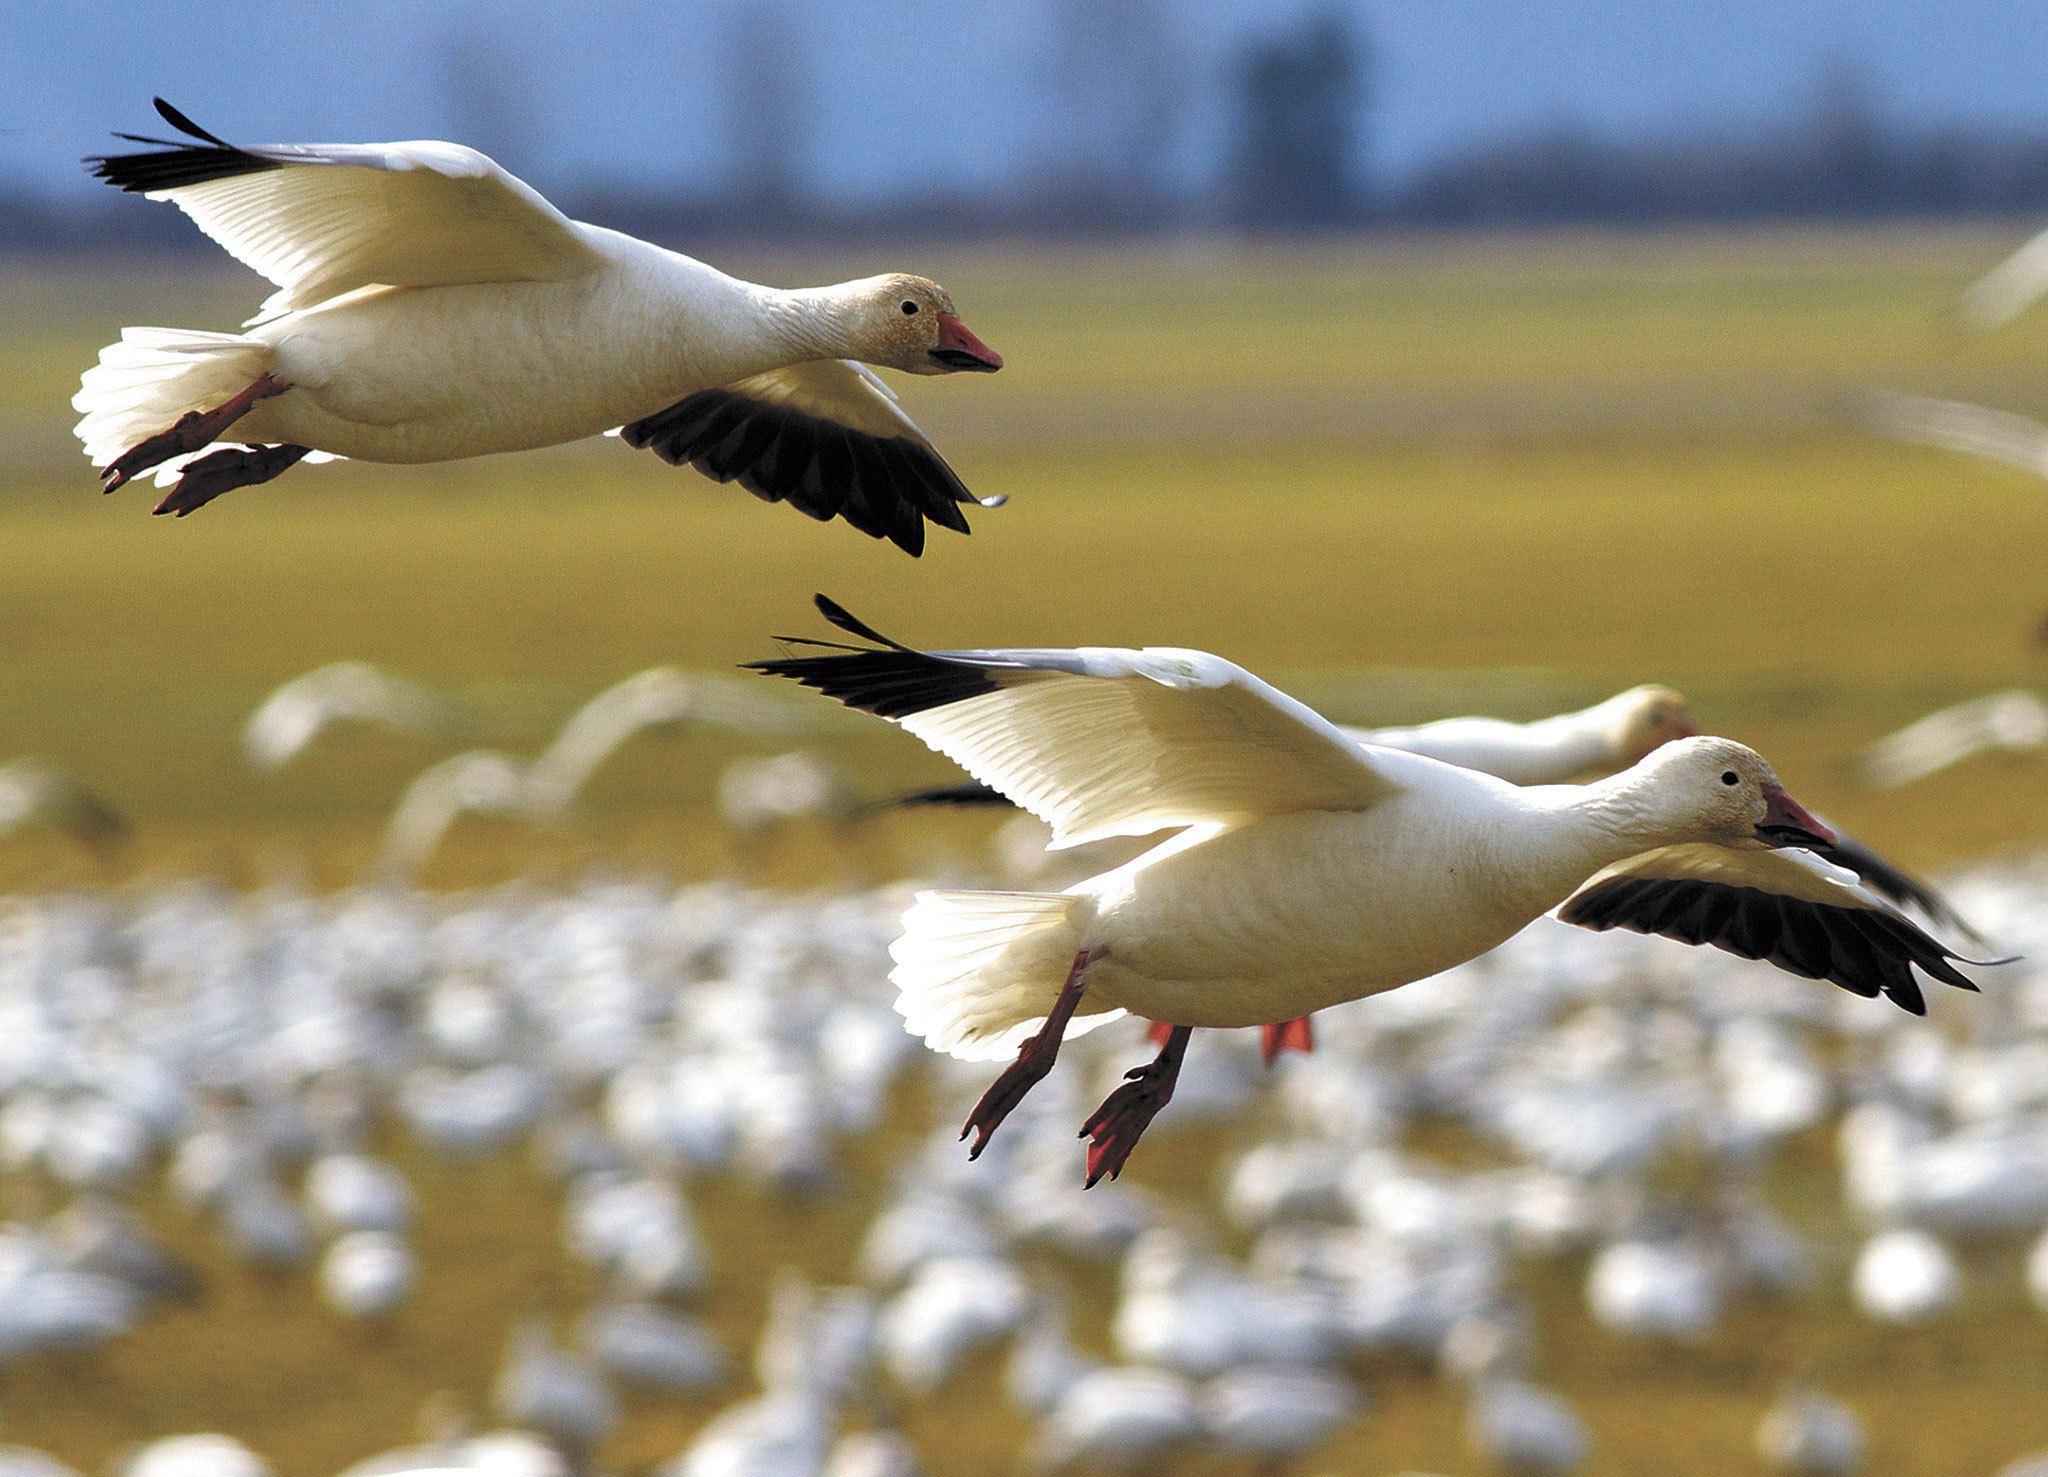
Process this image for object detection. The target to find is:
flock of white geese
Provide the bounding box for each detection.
[0,855,2043,1473]
[0,99,2039,1474]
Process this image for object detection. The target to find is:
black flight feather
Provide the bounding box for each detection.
[620,387,986,557]
[1559,873,1986,1015]
[87,99,282,194]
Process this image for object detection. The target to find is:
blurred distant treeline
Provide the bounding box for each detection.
[10,4,2048,252]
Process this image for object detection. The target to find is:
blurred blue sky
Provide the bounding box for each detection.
[7,0,2048,207]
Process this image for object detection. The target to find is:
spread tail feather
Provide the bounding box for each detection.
[890,889,1114,1061]
[73,327,275,484]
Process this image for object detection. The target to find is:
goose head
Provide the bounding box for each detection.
[836,274,1002,375]
[1599,684,1700,766]
[1626,737,1835,850]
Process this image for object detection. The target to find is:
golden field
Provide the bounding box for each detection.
[0,227,2043,1475]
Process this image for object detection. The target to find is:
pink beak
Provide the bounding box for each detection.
[1669,715,1702,740]
[931,312,1003,372]
[1758,783,1836,849]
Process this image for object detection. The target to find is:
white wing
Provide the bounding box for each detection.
[1561,843,1985,1015]
[752,598,1404,849]
[1860,391,2048,481]
[1958,224,2048,331]
[618,360,1001,557]
[92,99,602,321]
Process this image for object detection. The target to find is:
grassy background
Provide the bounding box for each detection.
[0,226,2045,1473]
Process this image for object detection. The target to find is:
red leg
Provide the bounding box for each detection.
[1260,1015,1315,1065]
[1144,1019,1174,1047]
[960,948,1098,1160]
[103,373,289,492]
[1081,1024,1191,1187]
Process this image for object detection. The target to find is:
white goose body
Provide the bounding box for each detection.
[77,102,1004,552]
[1066,764,1626,1027]
[239,240,794,462]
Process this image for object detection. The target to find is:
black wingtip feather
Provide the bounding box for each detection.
[620,387,982,556]
[745,599,1001,721]
[152,98,232,148]
[883,780,1016,810]
[1819,833,1989,945]
[87,100,280,193]
[813,595,916,651]
[1560,874,1986,1014]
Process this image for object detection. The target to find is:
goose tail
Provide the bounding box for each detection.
[889,889,1115,1061]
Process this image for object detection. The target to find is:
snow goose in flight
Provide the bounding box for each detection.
[751,597,1989,1183]
[1858,690,2048,790]
[76,100,1003,553]
[889,681,1985,1035]
[373,751,533,878]
[1958,223,2048,330]
[243,661,466,771]
[371,672,799,873]
[1859,390,2048,483]
[0,760,128,855]
[522,669,801,814]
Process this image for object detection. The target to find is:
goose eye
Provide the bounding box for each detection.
[900,300,919,315]
[1720,770,1739,786]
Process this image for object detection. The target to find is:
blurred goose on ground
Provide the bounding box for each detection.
[243,661,466,771]
[754,1274,879,1407]
[317,1230,416,1322]
[1859,691,2048,790]
[1033,1367,1201,1474]
[1958,223,2048,330]
[114,1436,273,1477]
[492,1319,619,1460]
[753,598,1988,1183]
[878,1254,1029,1395]
[823,1430,923,1477]
[1466,1375,1589,1476]
[1859,390,2048,482]
[2020,1228,2048,1316]
[578,1300,727,1395]
[564,1174,707,1301]
[1111,1229,1338,1374]
[525,670,802,814]
[1757,1384,1868,1475]
[1851,1227,1962,1325]
[1006,1302,1101,1416]
[0,759,127,854]
[217,1174,314,1269]
[1586,1234,1726,1343]
[717,751,862,838]
[78,99,1003,552]
[340,1421,567,1477]
[665,1394,831,1477]
[0,1227,139,1359]
[49,1194,199,1303]
[304,1153,415,1236]
[0,1450,77,1477]
[1199,1364,1361,1467]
